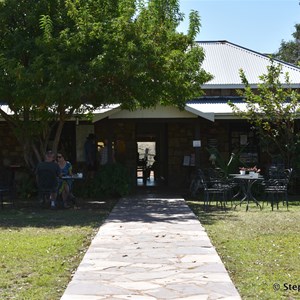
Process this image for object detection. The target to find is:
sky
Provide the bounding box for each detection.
[178,0,300,54]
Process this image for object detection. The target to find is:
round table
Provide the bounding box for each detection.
[231,174,264,211]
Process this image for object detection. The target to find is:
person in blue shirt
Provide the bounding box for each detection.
[57,152,74,208]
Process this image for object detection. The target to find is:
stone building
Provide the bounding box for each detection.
[1,41,300,189]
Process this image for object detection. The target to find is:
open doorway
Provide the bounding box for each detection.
[137,141,156,186]
[136,122,167,187]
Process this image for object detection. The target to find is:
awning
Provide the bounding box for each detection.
[0,104,14,115]
[186,97,247,121]
[0,98,246,122]
[0,103,121,122]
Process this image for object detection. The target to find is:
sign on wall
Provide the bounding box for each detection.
[193,140,201,148]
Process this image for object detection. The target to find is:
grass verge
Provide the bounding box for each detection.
[0,198,118,300]
[186,199,300,300]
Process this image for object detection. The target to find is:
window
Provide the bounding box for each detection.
[230,125,259,165]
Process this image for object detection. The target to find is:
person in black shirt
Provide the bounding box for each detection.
[36,150,61,208]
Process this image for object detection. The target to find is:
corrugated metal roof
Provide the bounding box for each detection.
[185,96,247,121]
[198,41,300,88]
[188,96,244,104]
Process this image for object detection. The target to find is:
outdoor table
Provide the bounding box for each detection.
[60,174,83,207]
[61,173,83,180]
[230,173,264,211]
[60,174,83,193]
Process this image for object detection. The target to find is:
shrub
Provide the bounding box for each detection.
[80,164,132,198]
[16,172,37,199]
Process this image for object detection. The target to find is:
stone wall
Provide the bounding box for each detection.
[198,119,231,166]
[167,119,231,188]
[0,123,23,167]
[93,118,235,189]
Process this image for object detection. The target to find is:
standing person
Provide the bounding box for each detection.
[36,150,61,209]
[100,139,108,166]
[84,133,97,179]
[56,152,75,208]
[100,139,115,166]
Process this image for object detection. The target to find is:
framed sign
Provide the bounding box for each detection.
[183,155,191,166]
[193,140,201,148]
[240,134,248,145]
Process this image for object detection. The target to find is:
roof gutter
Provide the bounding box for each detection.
[202,84,300,89]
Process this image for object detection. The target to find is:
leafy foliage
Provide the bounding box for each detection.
[94,163,132,197]
[74,164,133,198]
[206,147,245,177]
[274,24,300,66]
[39,14,53,41]
[228,60,300,167]
[0,0,212,170]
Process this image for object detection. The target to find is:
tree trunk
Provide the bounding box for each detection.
[52,118,65,154]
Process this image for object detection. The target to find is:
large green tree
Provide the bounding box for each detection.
[274,24,300,66]
[229,60,300,168]
[0,0,212,170]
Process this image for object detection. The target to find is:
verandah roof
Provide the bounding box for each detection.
[185,96,247,121]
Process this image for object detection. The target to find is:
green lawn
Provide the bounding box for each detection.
[186,199,300,300]
[0,199,118,300]
[1,195,300,300]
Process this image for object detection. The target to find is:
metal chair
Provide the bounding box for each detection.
[189,168,234,209]
[263,168,292,210]
[201,177,229,210]
[189,169,205,197]
[199,169,232,210]
[206,168,237,206]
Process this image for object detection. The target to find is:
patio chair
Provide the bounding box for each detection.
[268,166,291,180]
[205,168,237,207]
[263,169,292,210]
[201,178,229,210]
[263,179,288,210]
[189,169,205,197]
[200,170,232,210]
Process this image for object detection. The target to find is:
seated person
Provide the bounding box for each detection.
[36,150,61,209]
[56,152,76,207]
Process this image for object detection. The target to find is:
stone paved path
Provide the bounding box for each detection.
[61,191,241,300]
